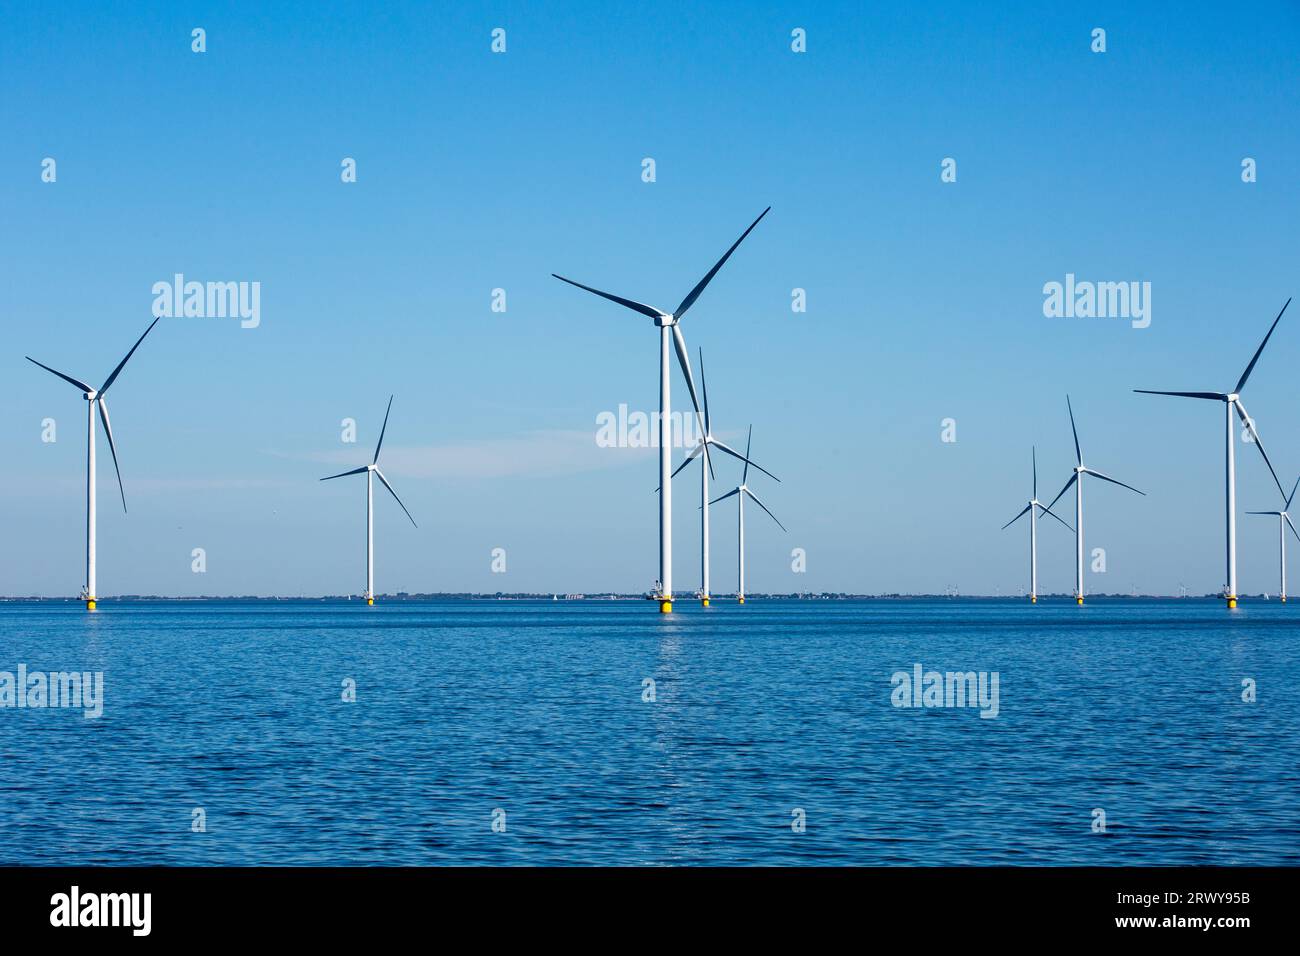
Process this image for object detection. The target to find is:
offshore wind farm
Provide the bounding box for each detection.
[2,0,1299,897]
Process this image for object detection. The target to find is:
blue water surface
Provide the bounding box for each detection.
[0,598,1296,865]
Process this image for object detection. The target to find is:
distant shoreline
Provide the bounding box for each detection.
[0,593,1232,603]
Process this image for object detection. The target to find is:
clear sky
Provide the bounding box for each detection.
[2,1,1298,597]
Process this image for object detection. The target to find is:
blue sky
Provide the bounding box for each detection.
[2,1,1298,597]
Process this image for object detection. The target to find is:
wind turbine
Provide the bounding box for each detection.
[554,207,770,613]
[668,348,778,605]
[1043,396,1145,604]
[320,396,417,605]
[709,426,785,604]
[26,317,161,610]
[1001,446,1073,603]
[1134,298,1292,608]
[1247,476,1300,603]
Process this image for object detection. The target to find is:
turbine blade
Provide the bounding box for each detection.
[708,488,741,506]
[1133,389,1228,400]
[1084,468,1145,496]
[320,466,368,481]
[742,425,753,484]
[551,274,664,319]
[744,487,786,532]
[1038,502,1075,533]
[25,357,92,393]
[1235,297,1291,394]
[1043,473,1078,513]
[373,395,393,464]
[1001,503,1032,531]
[1234,399,1287,500]
[666,441,705,482]
[672,206,770,321]
[671,325,711,479]
[97,397,127,513]
[1288,476,1300,512]
[374,468,418,528]
[1032,446,1037,499]
[710,439,780,482]
[698,347,712,437]
[1066,395,1081,466]
[100,317,161,394]
[1245,511,1281,516]
[1287,514,1300,545]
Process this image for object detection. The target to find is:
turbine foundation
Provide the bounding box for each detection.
[659,600,672,614]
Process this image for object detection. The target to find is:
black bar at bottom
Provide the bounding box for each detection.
[0,866,1277,941]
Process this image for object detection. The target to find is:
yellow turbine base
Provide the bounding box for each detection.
[1227,596,1238,609]
[701,598,710,607]
[86,598,96,611]
[659,600,672,614]
[1076,596,1084,605]
[1282,596,1288,603]
[738,596,746,605]
[1030,595,1037,604]
[367,597,374,606]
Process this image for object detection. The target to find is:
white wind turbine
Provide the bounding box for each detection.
[553,207,770,613]
[1135,298,1292,608]
[26,317,161,610]
[709,426,785,604]
[1247,476,1300,604]
[667,348,778,605]
[1042,396,1145,604]
[1001,446,1073,603]
[320,396,417,605]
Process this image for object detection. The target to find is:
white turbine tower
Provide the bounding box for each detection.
[709,426,785,604]
[1042,396,1145,605]
[320,396,417,605]
[553,207,770,613]
[26,317,161,611]
[1135,298,1292,608]
[1247,476,1300,604]
[667,349,778,605]
[1001,446,1073,603]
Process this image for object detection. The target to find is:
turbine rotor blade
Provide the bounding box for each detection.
[666,441,706,483]
[1233,399,1287,500]
[672,207,770,321]
[744,487,786,532]
[374,468,418,528]
[373,395,393,464]
[320,466,369,481]
[1066,395,1082,466]
[1287,513,1300,545]
[671,325,712,480]
[1084,468,1145,496]
[1133,389,1227,401]
[708,488,741,506]
[1032,446,1037,499]
[710,439,780,482]
[1043,473,1078,513]
[97,397,127,512]
[1001,503,1032,531]
[742,425,753,484]
[1288,476,1300,512]
[698,346,712,437]
[1235,297,1291,394]
[551,274,664,319]
[25,357,93,393]
[100,317,161,395]
[1038,502,1075,533]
